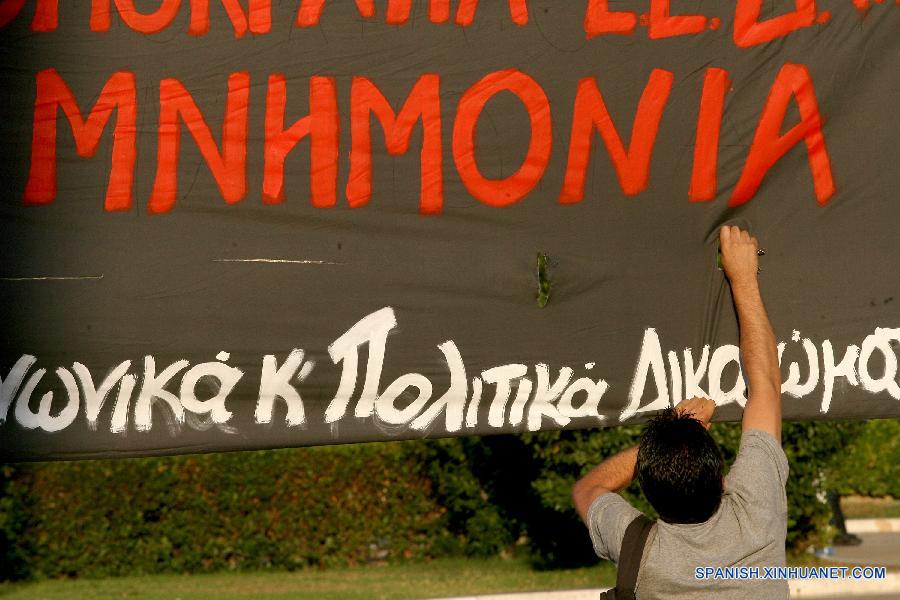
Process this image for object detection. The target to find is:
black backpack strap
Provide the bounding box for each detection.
[601,514,654,600]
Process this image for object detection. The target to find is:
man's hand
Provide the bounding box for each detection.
[720,225,759,287]
[675,396,715,429]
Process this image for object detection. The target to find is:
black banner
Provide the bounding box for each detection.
[1,0,897,460]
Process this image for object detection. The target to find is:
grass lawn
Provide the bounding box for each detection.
[0,558,615,600]
[0,555,865,600]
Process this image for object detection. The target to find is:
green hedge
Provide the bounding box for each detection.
[2,443,446,579]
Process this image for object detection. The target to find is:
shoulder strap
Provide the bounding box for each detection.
[609,515,654,600]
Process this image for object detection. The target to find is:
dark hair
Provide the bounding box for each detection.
[636,408,724,524]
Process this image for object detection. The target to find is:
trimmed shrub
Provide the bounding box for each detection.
[3,443,444,579]
[0,464,32,580]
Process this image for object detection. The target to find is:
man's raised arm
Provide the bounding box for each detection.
[572,445,638,523]
[719,226,782,441]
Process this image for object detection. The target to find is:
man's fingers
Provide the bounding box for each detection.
[677,397,709,411]
[675,398,698,416]
[720,226,757,245]
[675,397,715,427]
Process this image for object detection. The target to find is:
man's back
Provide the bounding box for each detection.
[587,428,789,599]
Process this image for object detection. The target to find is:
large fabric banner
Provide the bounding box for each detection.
[0,1,897,461]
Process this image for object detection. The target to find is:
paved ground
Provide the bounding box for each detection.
[810,596,900,600]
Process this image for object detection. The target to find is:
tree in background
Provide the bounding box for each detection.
[828,419,899,499]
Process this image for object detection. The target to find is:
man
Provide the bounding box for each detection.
[572,226,788,599]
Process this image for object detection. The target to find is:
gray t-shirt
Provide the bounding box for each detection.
[587,429,789,599]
